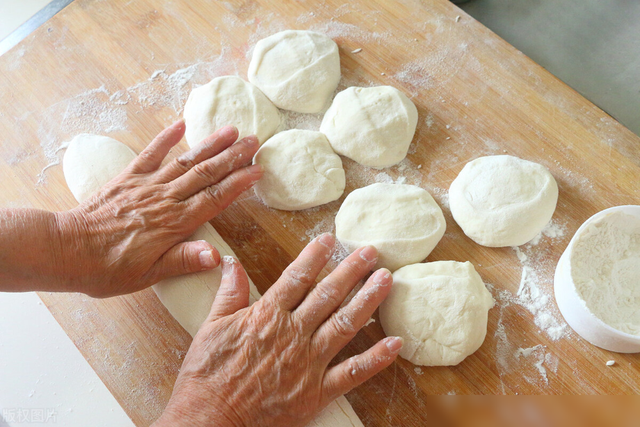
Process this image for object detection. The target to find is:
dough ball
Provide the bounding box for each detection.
[248,30,340,113]
[449,155,558,247]
[335,183,446,271]
[253,129,345,211]
[63,134,137,203]
[379,261,494,366]
[183,76,281,147]
[320,86,418,168]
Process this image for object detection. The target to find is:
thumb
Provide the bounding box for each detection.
[207,256,250,322]
[148,240,221,283]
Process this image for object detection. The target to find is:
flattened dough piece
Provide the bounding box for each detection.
[183,76,281,147]
[449,155,559,247]
[320,86,418,168]
[62,133,362,426]
[379,261,494,366]
[335,183,446,271]
[253,129,345,211]
[248,30,340,113]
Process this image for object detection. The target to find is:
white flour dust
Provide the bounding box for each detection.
[511,219,569,341]
[487,218,569,391]
[281,110,324,132]
[34,50,239,184]
[514,345,559,385]
[488,284,560,390]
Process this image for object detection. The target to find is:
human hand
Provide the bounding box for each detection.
[56,121,263,297]
[154,233,403,427]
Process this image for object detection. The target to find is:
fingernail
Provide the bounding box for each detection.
[199,250,217,269]
[247,164,264,174]
[372,268,392,286]
[359,246,378,263]
[385,336,404,353]
[221,256,236,277]
[219,125,238,139]
[316,233,335,248]
[173,118,185,128]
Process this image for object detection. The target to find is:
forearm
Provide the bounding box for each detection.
[0,208,74,293]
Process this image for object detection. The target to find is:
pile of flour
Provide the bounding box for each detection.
[571,211,640,335]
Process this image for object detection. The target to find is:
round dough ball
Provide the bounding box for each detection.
[248,30,340,113]
[320,86,418,168]
[183,76,281,148]
[63,134,137,203]
[253,130,345,211]
[449,155,558,247]
[335,183,446,271]
[380,261,494,366]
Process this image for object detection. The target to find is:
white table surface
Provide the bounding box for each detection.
[0,292,133,426]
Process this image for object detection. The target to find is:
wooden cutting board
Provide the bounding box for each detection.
[1,0,639,425]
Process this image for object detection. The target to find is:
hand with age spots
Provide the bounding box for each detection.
[0,122,263,297]
[0,120,402,426]
[154,234,403,427]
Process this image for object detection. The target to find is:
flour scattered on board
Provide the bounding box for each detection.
[514,260,567,341]
[514,345,559,385]
[281,110,323,131]
[511,219,569,341]
[36,86,128,184]
[34,50,240,184]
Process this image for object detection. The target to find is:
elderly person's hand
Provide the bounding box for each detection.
[0,122,262,297]
[154,233,403,427]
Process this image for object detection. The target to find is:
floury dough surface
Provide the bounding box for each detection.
[248,30,341,113]
[449,155,558,247]
[253,129,345,211]
[571,211,640,336]
[335,183,446,271]
[62,134,362,427]
[320,86,418,168]
[183,76,281,147]
[379,261,494,366]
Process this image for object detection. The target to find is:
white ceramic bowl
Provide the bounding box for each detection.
[554,205,640,353]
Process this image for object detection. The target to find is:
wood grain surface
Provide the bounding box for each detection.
[1,0,639,425]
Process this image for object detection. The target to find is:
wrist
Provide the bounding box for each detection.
[51,209,94,294]
[0,208,84,293]
[154,404,241,427]
[155,380,245,427]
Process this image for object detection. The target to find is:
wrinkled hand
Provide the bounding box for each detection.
[154,234,403,427]
[56,121,263,297]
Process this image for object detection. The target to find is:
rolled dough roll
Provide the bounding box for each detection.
[62,133,363,427]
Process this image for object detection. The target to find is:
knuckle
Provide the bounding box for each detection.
[137,149,156,164]
[331,311,357,339]
[223,144,251,170]
[180,246,196,272]
[192,162,217,181]
[286,266,315,288]
[345,360,359,381]
[205,185,225,207]
[174,155,196,172]
[315,283,343,308]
